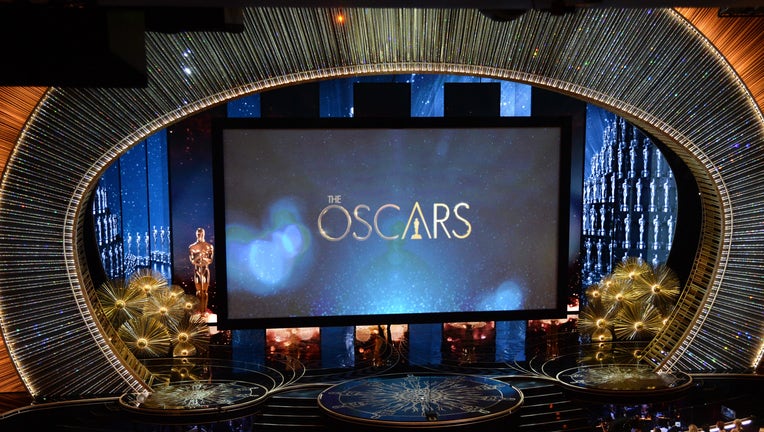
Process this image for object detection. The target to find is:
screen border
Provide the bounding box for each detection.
[211,116,579,329]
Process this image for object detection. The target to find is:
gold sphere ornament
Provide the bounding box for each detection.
[592,327,613,342]
[585,283,605,304]
[635,263,680,313]
[168,314,210,356]
[181,294,200,313]
[614,303,663,340]
[612,256,651,282]
[128,268,168,296]
[144,286,186,328]
[172,342,198,358]
[578,303,612,335]
[119,316,172,358]
[98,278,147,328]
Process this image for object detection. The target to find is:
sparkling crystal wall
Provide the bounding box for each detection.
[0,7,762,397]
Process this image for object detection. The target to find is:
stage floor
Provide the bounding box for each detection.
[1,340,762,432]
[317,373,522,429]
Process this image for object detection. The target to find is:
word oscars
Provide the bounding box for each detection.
[317,195,471,242]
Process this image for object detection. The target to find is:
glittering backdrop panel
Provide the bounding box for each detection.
[0,7,762,397]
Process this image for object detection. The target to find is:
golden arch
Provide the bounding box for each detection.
[0,8,762,398]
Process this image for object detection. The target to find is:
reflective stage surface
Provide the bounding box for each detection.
[1,339,762,432]
[557,364,692,392]
[318,373,522,429]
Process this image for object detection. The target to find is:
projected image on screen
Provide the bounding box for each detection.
[214,118,573,328]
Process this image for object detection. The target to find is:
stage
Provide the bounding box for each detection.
[1,338,761,432]
[317,373,522,430]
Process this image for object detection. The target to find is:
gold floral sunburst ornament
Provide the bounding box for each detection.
[167,284,187,300]
[613,302,664,340]
[97,278,147,328]
[577,302,612,335]
[579,257,680,343]
[119,316,171,358]
[585,283,604,304]
[180,294,200,315]
[169,314,209,357]
[144,286,186,328]
[635,264,680,313]
[101,269,213,362]
[600,283,637,315]
[598,275,616,293]
[173,342,197,357]
[128,268,168,296]
[612,256,651,282]
[592,327,613,343]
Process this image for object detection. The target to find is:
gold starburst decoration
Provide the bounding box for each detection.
[585,283,605,304]
[612,256,651,282]
[119,316,171,358]
[578,302,612,335]
[128,268,168,296]
[180,294,200,315]
[97,278,147,328]
[592,327,613,343]
[169,314,209,357]
[599,275,617,293]
[613,302,664,340]
[600,282,638,315]
[578,258,681,344]
[167,284,187,300]
[173,342,198,357]
[144,286,186,328]
[635,264,681,313]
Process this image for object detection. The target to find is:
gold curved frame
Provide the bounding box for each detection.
[0,7,762,398]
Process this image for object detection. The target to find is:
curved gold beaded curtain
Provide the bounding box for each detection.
[1,7,763,397]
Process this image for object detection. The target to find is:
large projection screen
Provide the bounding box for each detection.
[213,117,577,328]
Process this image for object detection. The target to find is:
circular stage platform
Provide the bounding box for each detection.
[115,357,295,424]
[317,373,523,430]
[555,364,694,401]
[119,379,270,422]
